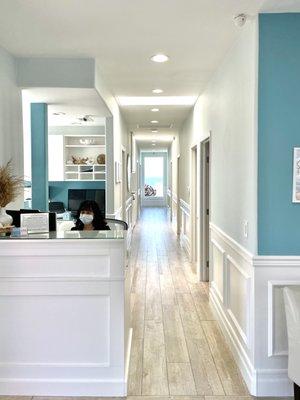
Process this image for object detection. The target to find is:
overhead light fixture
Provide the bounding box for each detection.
[117,96,196,106]
[78,114,95,122]
[151,54,169,63]
[152,143,156,146]
[52,112,66,116]
[151,108,159,112]
[151,129,158,133]
[152,88,163,94]
[151,120,158,124]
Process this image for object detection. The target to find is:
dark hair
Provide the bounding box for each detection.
[73,200,109,230]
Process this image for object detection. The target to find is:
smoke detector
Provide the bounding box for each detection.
[234,14,247,27]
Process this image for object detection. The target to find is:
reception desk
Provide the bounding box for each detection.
[0,231,131,396]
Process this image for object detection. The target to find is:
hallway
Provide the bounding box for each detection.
[128,207,249,398]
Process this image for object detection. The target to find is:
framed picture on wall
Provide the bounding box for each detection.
[292,148,300,202]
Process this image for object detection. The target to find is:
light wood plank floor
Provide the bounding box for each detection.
[126,207,292,400]
[1,208,292,400]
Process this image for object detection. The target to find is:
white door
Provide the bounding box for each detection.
[141,152,167,207]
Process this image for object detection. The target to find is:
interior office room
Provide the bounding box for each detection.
[1,1,300,399]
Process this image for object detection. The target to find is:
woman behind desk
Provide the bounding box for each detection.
[71,200,110,231]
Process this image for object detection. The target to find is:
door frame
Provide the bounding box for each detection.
[121,146,127,220]
[141,151,168,207]
[176,154,181,235]
[169,159,173,221]
[199,137,210,282]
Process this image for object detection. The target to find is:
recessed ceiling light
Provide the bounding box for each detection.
[151,120,159,124]
[151,108,159,112]
[152,129,158,133]
[152,88,163,94]
[152,143,156,146]
[151,54,169,63]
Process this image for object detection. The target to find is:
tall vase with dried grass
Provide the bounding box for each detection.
[0,161,23,227]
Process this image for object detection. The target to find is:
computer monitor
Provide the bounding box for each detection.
[68,189,105,215]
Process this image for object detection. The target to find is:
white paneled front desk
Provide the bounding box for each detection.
[0,231,132,396]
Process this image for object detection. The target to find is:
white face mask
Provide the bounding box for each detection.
[79,213,94,225]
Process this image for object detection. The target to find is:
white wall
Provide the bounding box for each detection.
[170,133,180,233]
[179,18,258,253]
[95,62,132,218]
[17,58,95,88]
[177,18,296,396]
[0,47,24,208]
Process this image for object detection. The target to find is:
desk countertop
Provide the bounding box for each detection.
[0,230,125,241]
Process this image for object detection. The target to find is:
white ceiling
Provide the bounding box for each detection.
[1,0,299,141]
[22,88,110,126]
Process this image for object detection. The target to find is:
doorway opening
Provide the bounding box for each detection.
[190,145,199,273]
[141,151,167,207]
[200,138,210,282]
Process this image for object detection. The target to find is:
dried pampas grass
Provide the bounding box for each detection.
[0,161,23,207]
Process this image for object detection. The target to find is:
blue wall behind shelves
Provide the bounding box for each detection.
[258,13,300,255]
[49,181,105,209]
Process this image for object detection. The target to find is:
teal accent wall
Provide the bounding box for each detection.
[31,103,48,211]
[258,13,300,255]
[49,181,105,209]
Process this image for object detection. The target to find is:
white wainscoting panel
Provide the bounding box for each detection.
[227,255,251,348]
[211,239,225,303]
[179,199,190,257]
[125,196,134,248]
[0,238,130,397]
[209,223,254,394]
[210,223,300,397]
[171,192,178,234]
[267,280,300,357]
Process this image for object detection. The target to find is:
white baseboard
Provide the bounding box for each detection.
[256,369,293,397]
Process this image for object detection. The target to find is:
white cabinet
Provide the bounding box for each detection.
[48,135,64,181]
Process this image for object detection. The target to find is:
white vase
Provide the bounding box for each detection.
[0,207,13,227]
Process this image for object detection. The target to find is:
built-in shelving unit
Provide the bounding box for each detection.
[64,135,106,181]
[65,164,106,181]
